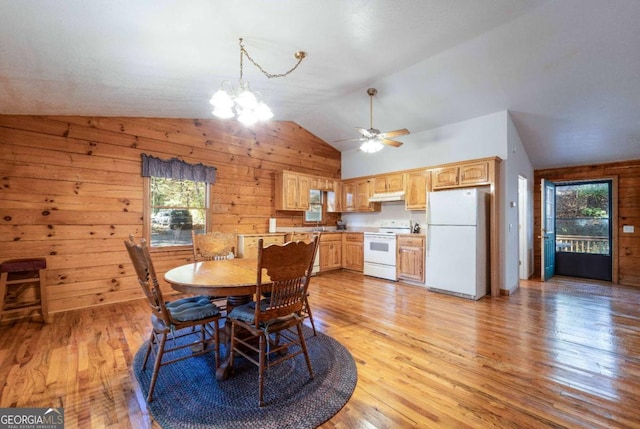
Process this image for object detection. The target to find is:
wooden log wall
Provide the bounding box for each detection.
[0,115,341,314]
[534,159,640,287]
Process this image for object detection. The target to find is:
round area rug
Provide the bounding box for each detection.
[133,325,357,429]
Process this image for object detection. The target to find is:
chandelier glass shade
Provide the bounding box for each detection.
[359,138,384,153]
[210,80,273,126]
[210,38,306,126]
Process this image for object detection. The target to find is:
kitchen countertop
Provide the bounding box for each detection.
[281,228,377,234]
[237,232,287,236]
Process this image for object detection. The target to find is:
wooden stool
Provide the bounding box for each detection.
[0,258,49,323]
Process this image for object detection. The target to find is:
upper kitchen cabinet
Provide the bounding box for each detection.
[373,173,405,193]
[311,176,334,191]
[405,169,431,210]
[431,160,491,190]
[327,181,342,213]
[274,171,312,211]
[342,178,381,212]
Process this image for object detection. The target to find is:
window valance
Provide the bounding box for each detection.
[141,154,217,183]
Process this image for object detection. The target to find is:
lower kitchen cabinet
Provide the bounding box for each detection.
[237,233,287,259]
[397,235,425,282]
[319,233,342,272]
[342,232,363,272]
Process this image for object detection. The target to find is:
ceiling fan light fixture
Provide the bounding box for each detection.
[209,38,306,126]
[360,138,384,153]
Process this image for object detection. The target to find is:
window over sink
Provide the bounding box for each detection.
[304,189,324,224]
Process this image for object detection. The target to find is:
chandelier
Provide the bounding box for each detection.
[210,38,307,126]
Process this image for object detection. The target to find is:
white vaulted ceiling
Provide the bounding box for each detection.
[1,0,639,169]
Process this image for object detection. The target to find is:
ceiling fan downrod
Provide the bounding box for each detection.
[367,88,377,131]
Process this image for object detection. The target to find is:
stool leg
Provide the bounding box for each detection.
[39,269,49,323]
[0,272,7,323]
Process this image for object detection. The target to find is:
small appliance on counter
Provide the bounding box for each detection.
[336,219,347,230]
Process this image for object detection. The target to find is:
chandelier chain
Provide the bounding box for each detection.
[239,38,306,80]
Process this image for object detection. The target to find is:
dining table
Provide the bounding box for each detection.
[164,257,268,380]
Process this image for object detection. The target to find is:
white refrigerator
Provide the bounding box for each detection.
[426,188,488,300]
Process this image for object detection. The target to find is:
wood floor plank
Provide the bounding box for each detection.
[1,272,639,428]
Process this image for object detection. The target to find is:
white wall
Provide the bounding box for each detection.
[340,110,533,294]
[342,111,509,179]
[504,114,534,293]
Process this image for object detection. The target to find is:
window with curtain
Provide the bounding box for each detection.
[142,154,216,248]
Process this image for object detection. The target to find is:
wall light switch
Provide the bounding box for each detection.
[623,225,635,233]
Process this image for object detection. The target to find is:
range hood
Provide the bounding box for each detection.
[368,191,405,202]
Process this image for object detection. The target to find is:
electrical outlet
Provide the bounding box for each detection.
[623,225,635,233]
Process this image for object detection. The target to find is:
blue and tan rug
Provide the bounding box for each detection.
[133,326,357,428]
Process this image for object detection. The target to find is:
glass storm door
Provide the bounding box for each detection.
[541,179,556,281]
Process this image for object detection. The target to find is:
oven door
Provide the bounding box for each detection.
[363,233,398,281]
[364,233,397,265]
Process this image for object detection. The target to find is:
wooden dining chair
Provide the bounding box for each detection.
[191,231,238,313]
[192,231,237,261]
[288,231,318,336]
[227,236,319,407]
[124,235,221,402]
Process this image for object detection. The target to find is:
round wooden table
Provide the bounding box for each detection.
[164,258,268,380]
[164,258,266,308]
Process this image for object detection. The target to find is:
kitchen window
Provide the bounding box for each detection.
[304,189,324,224]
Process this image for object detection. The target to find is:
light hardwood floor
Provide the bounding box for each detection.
[1,271,639,428]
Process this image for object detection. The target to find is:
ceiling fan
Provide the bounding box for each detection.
[334,88,410,152]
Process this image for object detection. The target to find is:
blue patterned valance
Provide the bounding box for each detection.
[141,154,217,183]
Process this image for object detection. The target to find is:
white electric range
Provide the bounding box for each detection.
[363,219,412,281]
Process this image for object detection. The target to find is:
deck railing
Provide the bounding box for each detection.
[555,235,609,254]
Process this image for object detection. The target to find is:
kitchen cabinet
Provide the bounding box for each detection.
[373,173,405,193]
[342,178,380,212]
[342,232,363,272]
[431,161,490,190]
[311,177,334,191]
[327,181,342,212]
[275,171,312,211]
[341,181,357,211]
[397,235,425,282]
[237,233,286,259]
[355,180,373,211]
[431,166,459,189]
[460,161,490,186]
[319,233,342,271]
[405,169,431,210]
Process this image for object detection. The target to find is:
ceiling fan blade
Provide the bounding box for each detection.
[332,136,365,143]
[381,138,403,148]
[378,128,410,139]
